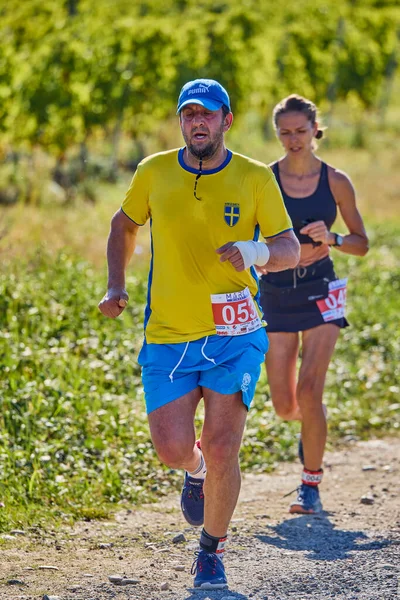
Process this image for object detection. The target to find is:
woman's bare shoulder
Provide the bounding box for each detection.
[326,164,355,200]
[326,163,353,186]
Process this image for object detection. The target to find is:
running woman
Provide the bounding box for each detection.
[259,94,369,514]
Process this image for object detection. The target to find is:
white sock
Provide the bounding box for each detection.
[187,449,207,480]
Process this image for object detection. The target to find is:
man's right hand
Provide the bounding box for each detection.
[98,288,129,318]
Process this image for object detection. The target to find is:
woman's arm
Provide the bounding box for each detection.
[300,167,369,257]
[327,167,369,256]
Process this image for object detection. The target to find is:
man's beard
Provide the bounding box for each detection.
[185,127,224,161]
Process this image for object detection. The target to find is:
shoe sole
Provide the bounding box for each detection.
[194,582,228,589]
[180,509,204,527]
[289,505,316,514]
[289,504,321,514]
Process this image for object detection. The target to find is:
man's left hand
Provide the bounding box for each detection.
[216,242,245,272]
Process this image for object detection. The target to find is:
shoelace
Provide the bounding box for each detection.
[190,551,217,576]
[283,485,300,499]
[186,481,204,502]
[283,484,318,500]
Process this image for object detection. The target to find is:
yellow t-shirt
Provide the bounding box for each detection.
[122,148,292,343]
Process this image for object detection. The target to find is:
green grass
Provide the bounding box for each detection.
[0,222,399,531]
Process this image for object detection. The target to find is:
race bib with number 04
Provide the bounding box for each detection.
[316,278,347,322]
[211,287,263,336]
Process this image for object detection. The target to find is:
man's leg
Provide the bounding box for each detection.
[148,387,207,526]
[186,387,247,589]
[200,387,247,537]
[148,388,202,472]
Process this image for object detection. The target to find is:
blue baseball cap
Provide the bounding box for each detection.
[177,78,231,113]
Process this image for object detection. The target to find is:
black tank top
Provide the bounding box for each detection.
[272,162,337,245]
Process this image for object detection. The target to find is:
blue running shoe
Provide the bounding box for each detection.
[181,473,204,526]
[191,550,228,589]
[289,483,323,514]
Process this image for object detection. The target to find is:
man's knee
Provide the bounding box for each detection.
[202,434,241,469]
[152,436,194,469]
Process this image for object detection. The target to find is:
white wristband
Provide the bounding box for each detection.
[232,241,270,270]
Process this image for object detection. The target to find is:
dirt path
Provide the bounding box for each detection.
[1,438,399,600]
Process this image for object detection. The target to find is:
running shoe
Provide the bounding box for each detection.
[289,483,323,514]
[191,550,228,589]
[181,472,204,526]
[181,441,205,526]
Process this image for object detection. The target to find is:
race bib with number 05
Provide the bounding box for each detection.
[211,287,263,336]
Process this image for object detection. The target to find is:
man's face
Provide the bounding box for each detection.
[180,104,230,160]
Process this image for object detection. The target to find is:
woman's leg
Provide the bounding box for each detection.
[297,324,340,471]
[265,331,301,421]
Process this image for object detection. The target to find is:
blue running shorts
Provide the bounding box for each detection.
[138,328,269,414]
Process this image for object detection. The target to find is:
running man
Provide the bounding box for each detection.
[99,79,300,589]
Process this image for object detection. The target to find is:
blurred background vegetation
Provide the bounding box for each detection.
[1,0,400,207]
[0,0,399,531]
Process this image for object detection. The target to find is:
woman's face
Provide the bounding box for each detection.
[276,111,318,156]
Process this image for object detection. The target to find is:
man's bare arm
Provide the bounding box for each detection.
[98,209,140,318]
[265,229,300,272]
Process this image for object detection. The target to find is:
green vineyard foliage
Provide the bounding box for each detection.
[0,0,399,155]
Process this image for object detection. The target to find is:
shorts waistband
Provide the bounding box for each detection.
[261,256,334,287]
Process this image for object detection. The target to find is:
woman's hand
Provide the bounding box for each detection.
[299,220,333,245]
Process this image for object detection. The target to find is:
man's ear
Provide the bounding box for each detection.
[224,112,233,132]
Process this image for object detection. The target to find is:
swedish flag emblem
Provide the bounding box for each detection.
[224,203,240,227]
